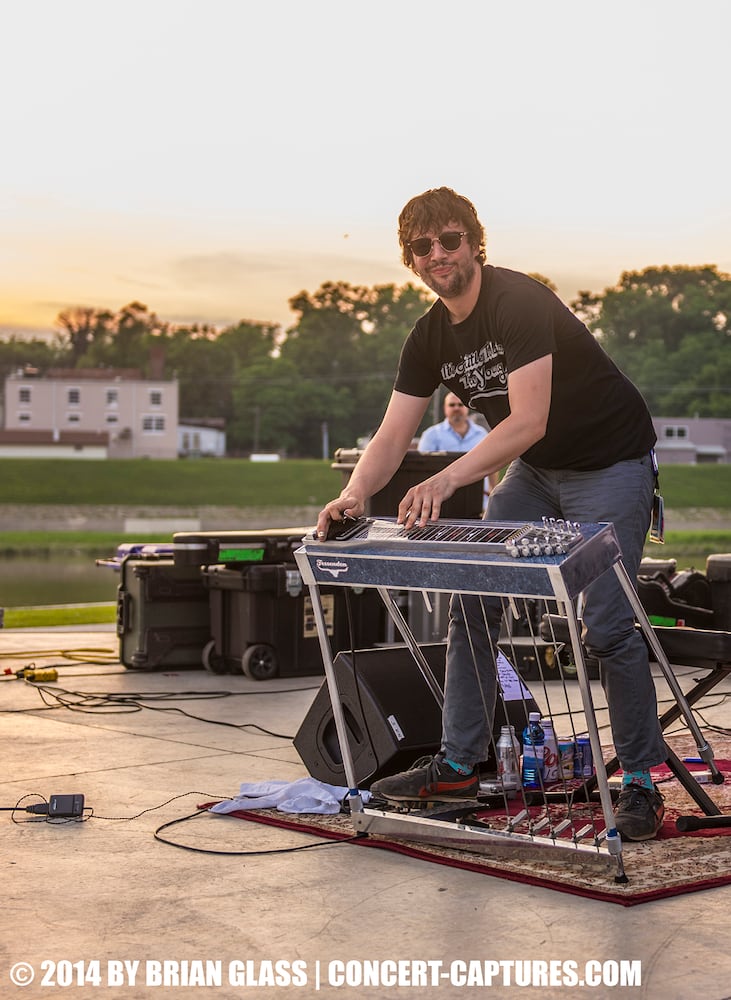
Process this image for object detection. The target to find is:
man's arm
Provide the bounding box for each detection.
[316,391,430,538]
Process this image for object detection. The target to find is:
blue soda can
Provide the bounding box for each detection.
[573,737,594,778]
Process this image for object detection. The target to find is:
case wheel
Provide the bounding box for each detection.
[202,639,229,674]
[242,643,278,680]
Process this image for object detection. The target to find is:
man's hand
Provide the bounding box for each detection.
[316,494,366,540]
[397,472,457,529]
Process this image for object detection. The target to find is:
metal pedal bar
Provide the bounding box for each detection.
[613,561,722,781]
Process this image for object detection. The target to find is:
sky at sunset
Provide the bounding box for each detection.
[2,0,729,339]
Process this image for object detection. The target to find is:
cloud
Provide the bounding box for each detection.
[172,252,286,288]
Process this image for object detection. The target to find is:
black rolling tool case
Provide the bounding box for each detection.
[116,555,210,670]
[201,563,386,680]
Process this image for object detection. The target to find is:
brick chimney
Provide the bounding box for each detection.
[149,344,166,379]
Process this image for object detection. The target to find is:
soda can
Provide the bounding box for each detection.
[558,740,574,779]
[573,737,594,778]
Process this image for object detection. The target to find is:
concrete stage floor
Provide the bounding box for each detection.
[2,625,730,999]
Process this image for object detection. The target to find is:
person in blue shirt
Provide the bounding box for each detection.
[418,392,487,452]
[418,392,500,502]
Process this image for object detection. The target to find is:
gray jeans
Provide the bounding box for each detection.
[442,455,666,773]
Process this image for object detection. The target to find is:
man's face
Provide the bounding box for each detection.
[444,396,468,427]
[407,221,478,300]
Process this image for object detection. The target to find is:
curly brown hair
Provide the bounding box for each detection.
[398,187,486,270]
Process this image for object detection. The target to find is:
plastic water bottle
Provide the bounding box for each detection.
[521,711,545,789]
[496,724,521,789]
[541,719,560,785]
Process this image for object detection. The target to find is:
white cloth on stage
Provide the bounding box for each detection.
[209,778,371,815]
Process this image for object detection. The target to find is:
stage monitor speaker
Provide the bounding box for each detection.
[293,642,539,788]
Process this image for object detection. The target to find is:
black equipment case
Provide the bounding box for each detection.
[172,528,309,570]
[636,566,715,629]
[332,449,484,519]
[116,555,211,670]
[707,553,731,632]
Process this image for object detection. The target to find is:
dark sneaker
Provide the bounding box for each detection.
[614,784,665,841]
[370,755,479,802]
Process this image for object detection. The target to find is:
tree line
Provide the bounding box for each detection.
[1,265,729,457]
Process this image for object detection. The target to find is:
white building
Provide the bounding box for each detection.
[3,368,179,459]
[0,428,109,459]
[652,417,731,464]
[178,419,226,458]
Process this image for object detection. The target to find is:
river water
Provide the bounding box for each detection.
[1,524,726,610]
[0,554,119,608]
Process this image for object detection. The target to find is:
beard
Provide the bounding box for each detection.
[418,255,478,300]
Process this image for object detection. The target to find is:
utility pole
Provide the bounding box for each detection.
[252,406,261,453]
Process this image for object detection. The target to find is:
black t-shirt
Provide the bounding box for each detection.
[395,265,656,470]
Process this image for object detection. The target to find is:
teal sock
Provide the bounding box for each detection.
[444,758,473,776]
[622,769,653,790]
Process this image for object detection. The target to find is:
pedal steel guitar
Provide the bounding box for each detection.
[294,517,718,883]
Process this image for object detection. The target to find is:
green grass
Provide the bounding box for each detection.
[655,465,731,508]
[642,532,731,572]
[0,458,342,506]
[1,458,728,508]
[3,604,116,628]
[656,530,731,556]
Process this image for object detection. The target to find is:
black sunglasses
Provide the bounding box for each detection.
[407,231,467,257]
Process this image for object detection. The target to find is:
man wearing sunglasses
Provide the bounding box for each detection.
[316,186,665,841]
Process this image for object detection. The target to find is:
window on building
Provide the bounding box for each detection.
[106,389,119,407]
[106,414,119,424]
[663,425,688,440]
[67,413,81,423]
[19,387,31,404]
[149,390,162,407]
[68,388,80,406]
[18,412,31,423]
[142,415,165,433]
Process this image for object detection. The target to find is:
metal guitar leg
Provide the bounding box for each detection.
[562,601,627,883]
[613,562,721,781]
[376,586,444,709]
[305,583,363,813]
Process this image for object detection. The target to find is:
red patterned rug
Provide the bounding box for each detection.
[212,738,731,907]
